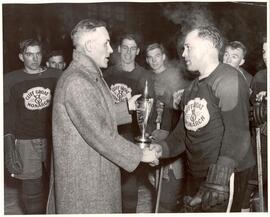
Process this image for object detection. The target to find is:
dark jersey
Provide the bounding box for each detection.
[103,63,154,141]
[162,63,255,177]
[250,69,267,104]
[147,66,191,133]
[4,68,61,139]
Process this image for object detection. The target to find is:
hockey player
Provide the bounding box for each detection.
[150,25,255,212]
[4,38,61,214]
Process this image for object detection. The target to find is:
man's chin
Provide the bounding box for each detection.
[186,66,194,71]
[100,63,108,69]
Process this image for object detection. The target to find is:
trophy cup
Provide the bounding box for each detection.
[135,80,154,149]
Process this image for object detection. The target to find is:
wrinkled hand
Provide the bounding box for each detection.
[141,147,159,166]
[149,143,162,159]
[128,94,141,111]
[173,89,184,110]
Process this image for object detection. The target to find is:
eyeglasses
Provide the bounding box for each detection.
[121,45,137,52]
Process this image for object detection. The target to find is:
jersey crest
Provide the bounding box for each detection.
[184,97,210,131]
[110,83,132,103]
[23,87,51,110]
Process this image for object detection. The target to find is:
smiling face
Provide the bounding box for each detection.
[182,30,209,72]
[118,39,140,65]
[87,26,113,68]
[146,47,166,73]
[19,45,42,73]
[223,47,245,69]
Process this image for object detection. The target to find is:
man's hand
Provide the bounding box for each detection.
[141,147,159,166]
[127,94,141,111]
[149,143,162,159]
[256,91,267,102]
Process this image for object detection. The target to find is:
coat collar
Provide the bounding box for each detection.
[72,49,103,77]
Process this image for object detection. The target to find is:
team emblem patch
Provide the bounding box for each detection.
[23,87,51,110]
[184,97,210,131]
[110,83,132,103]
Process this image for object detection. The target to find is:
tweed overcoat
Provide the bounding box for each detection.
[46,50,142,214]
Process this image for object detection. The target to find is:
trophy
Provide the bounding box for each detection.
[135,80,154,149]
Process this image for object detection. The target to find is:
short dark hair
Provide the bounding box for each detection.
[47,50,65,61]
[71,18,107,47]
[19,38,42,54]
[226,41,247,58]
[195,25,224,52]
[119,33,141,48]
[146,43,165,55]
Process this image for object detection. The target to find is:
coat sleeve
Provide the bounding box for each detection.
[113,101,132,125]
[64,78,142,172]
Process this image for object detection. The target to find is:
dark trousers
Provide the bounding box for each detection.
[21,177,46,214]
[121,163,154,213]
[121,169,139,213]
[158,169,184,213]
[231,167,253,211]
[248,133,268,211]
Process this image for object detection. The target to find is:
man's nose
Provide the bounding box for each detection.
[182,49,186,57]
[225,57,231,64]
[108,44,113,54]
[33,54,39,61]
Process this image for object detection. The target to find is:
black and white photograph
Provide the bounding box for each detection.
[2,0,268,215]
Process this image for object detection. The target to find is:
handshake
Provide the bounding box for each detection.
[141,144,162,166]
[140,129,169,166]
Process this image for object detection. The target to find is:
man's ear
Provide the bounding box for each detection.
[136,48,140,55]
[85,40,92,53]
[146,57,149,65]
[46,62,49,68]
[162,54,166,61]
[118,45,121,53]
[19,53,24,62]
[239,58,245,66]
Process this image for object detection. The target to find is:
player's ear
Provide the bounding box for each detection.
[136,48,140,55]
[239,58,245,66]
[19,53,24,62]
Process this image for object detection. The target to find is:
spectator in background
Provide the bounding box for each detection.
[103,33,154,213]
[46,50,67,71]
[145,43,190,212]
[249,36,268,211]
[4,38,61,214]
[223,41,253,87]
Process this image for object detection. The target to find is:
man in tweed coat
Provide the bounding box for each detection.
[46,19,158,214]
